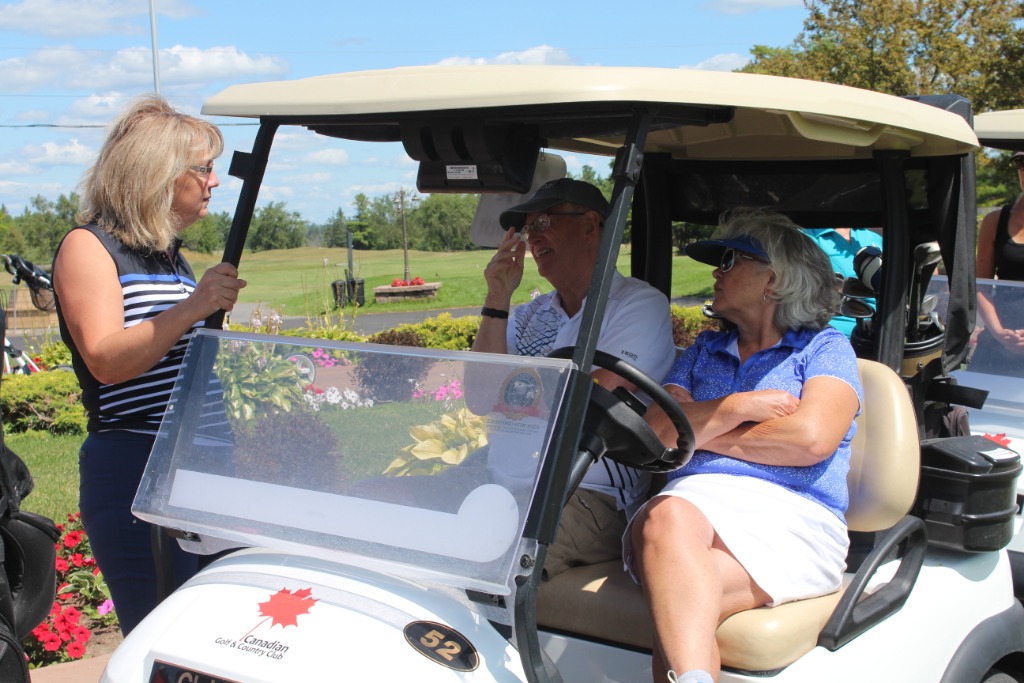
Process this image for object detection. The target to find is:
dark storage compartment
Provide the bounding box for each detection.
[913,435,1021,552]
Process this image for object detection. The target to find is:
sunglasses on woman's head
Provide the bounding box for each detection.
[719,248,767,272]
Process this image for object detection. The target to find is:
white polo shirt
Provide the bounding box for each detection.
[502,270,676,515]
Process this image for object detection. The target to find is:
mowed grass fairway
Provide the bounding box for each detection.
[183,244,715,317]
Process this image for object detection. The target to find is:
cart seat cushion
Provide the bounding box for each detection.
[537,560,847,671]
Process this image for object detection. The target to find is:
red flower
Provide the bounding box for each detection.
[70,553,85,567]
[42,634,62,652]
[55,558,69,573]
[72,625,91,642]
[66,641,86,659]
[63,531,84,548]
[62,606,82,623]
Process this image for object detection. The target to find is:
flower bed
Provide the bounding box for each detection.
[23,513,119,668]
[372,281,442,303]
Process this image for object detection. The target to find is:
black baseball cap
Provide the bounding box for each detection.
[499,178,610,230]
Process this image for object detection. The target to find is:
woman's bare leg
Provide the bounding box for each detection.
[631,496,770,681]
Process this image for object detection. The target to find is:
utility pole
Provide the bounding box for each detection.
[394,188,419,282]
[149,0,161,93]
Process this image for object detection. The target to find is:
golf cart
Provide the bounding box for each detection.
[938,108,1024,602]
[101,66,1024,682]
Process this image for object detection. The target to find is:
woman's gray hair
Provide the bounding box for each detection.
[715,208,840,331]
[77,94,223,253]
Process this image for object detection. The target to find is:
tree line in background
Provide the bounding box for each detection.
[1,0,1021,265]
[0,165,625,265]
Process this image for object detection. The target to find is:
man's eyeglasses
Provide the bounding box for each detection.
[719,247,768,272]
[1011,156,1024,171]
[520,211,586,234]
[190,163,215,177]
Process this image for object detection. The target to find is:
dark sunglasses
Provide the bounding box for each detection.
[1012,156,1024,171]
[719,248,768,272]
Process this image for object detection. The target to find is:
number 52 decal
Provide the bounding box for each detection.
[403,620,480,672]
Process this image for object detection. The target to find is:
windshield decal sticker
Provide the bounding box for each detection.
[403,620,480,672]
[494,368,543,419]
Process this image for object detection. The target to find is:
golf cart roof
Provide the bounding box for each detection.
[202,65,977,162]
[974,109,1024,152]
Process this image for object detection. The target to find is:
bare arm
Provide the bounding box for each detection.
[976,209,1002,332]
[646,375,857,466]
[471,227,526,355]
[54,229,246,385]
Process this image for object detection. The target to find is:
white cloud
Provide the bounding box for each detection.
[0,0,200,38]
[0,45,287,93]
[23,138,94,166]
[258,184,295,201]
[437,45,574,67]
[15,109,49,122]
[64,94,130,123]
[0,160,36,178]
[306,149,350,166]
[708,0,802,15]
[287,172,332,184]
[0,180,65,203]
[682,53,750,72]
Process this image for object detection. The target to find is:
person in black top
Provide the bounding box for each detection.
[52,95,247,635]
[973,151,1024,376]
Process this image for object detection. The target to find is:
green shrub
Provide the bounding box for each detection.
[354,328,429,402]
[1,371,86,435]
[37,340,72,369]
[234,410,346,491]
[670,304,719,348]
[395,313,479,351]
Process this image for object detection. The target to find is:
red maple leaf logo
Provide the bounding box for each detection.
[984,433,1012,448]
[258,588,317,628]
[240,587,318,642]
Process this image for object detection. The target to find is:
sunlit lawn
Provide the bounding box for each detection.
[183,245,715,318]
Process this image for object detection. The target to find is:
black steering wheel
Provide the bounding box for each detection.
[547,347,694,473]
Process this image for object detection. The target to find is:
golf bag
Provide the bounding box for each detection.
[0,304,60,681]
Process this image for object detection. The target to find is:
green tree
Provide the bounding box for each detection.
[181,211,230,254]
[412,194,478,252]
[742,0,1024,112]
[0,205,27,257]
[323,207,349,248]
[247,202,307,252]
[348,193,400,250]
[11,194,79,262]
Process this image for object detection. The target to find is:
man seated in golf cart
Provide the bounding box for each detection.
[474,178,676,579]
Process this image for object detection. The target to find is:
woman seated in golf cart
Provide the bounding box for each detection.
[630,209,862,683]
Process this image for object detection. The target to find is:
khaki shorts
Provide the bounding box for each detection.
[543,488,626,580]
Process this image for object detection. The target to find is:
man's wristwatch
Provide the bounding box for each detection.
[480,306,509,319]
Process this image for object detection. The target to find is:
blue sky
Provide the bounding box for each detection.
[0,0,808,225]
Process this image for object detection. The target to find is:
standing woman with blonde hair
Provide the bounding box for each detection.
[52,95,247,635]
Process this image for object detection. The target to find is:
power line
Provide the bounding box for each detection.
[0,122,258,128]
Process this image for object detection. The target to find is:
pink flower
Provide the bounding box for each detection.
[98,599,114,616]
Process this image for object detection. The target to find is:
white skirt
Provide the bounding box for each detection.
[625,473,849,606]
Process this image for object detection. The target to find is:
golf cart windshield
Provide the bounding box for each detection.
[133,329,575,595]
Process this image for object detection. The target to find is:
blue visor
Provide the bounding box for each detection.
[685,234,769,266]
